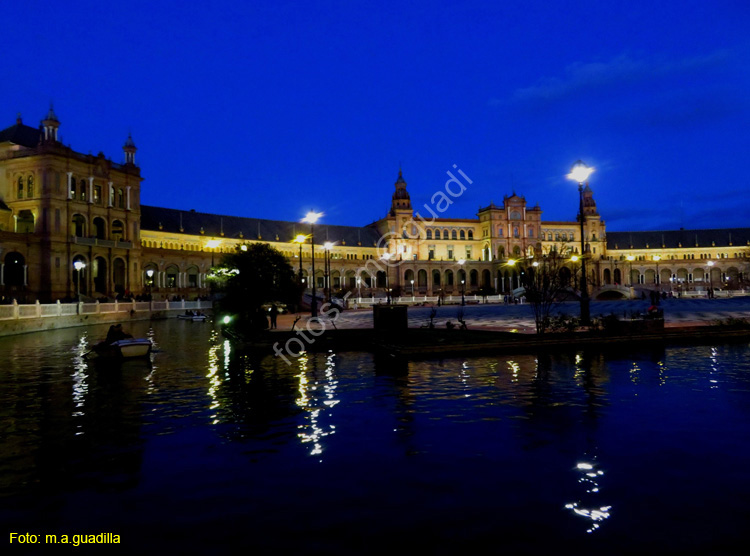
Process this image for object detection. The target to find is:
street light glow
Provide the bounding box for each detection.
[294,234,307,244]
[73,261,86,271]
[567,160,594,184]
[571,255,579,262]
[206,239,221,249]
[626,255,635,261]
[324,242,334,250]
[302,211,323,224]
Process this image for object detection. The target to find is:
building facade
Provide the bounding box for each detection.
[1,109,748,303]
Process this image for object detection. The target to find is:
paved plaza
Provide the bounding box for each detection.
[277,296,750,333]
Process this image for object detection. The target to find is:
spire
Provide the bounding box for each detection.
[123,132,137,165]
[390,168,412,215]
[41,102,60,143]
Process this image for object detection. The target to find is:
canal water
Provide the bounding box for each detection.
[2,319,750,554]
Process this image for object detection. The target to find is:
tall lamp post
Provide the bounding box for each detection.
[74,260,86,311]
[294,234,306,284]
[411,279,415,301]
[357,277,362,303]
[458,259,466,305]
[626,255,635,288]
[302,211,322,317]
[324,241,334,303]
[571,255,580,290]
[567,160,594,326]
[654,255,661,291]
[146,268,154,299]
[381,252,392,304]
[707,260,714,297]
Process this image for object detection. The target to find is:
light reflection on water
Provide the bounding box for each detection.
[2,321,750,553]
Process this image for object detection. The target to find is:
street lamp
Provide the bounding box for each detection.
[357,277,362,303]
[571,255,580,290]
[567,160,594,325]
[507,258,516,292]
[294,234,306,284]
[458,259,466,305]
[381,252,392,304]
[654,255,661,291]
[707,260,715,297]
[302,211,322,317]
[146,268,154,299]
[324,241,334,303]
[73,260,86,304]
[626,255,635,287]
[411,279,415,301]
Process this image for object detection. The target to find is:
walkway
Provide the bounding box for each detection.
[276,297,750,333]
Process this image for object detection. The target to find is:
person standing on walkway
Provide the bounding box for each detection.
[269,305,279,329]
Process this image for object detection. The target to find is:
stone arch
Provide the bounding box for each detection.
[482,269,491,288]
[417,269,428,288]
[444,269,454,287]
[469,269,478,287]
[72,214,86,237]
[165,264,179,288]
[113,257,127,294]
[432,269,441,287]
[93,256,108,294]
[93,216,106,239]
[3,252,25,288]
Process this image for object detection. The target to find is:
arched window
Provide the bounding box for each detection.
[113,258,127,293]
[165,265,179,288]
[451,230,457,240]
[69,175,76,199]
[80,179,87,202]
[460,230,465,240]
[528,228,534,238]
[417,269,427,287]
[498,226,503,237]
[72,214,86,237]
[426,229,432,240]
[118,188,124,208]
[27,175,34,198]
[432,269,441,287]
[513,226,519,238]
[93,217,106,239]
[17,177,23,199]
[510,211,521,220]
[112,220,124,241]
[443,229,449,239]
[468,230,474,240]
[434,229,441,240]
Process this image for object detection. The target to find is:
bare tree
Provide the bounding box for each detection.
[522,248,574,334]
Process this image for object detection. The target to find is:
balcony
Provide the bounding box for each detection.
[71,236,134,249]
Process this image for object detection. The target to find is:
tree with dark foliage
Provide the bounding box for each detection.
[211,243,298,333]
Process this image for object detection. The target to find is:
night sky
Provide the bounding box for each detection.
[4,0,749,232]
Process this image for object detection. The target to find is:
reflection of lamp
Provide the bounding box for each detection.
[567,160,595,326]
[73,260,86,305]
[302,211,322,317]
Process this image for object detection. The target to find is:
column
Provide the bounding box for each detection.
[108,182,114,207]
[126,186,131,210]
[88,177,94,204]
[23,265,28,286]
[0,263,4,286]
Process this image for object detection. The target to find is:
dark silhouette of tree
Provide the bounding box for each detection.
[522,250,572,334]
[212,243,298,331]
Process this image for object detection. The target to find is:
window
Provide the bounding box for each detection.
[498,226,503,237]
[435,229,441,240]
[468,230,473,240]
[17,177,23,199]
[69,175,76,199]
[466,247,472,259]
[80,179,87,202]
[118,189,124,208]
[451,230,457,240]
[94,185,102,204]
[447,246,454,259]
[428,246,435,260]
[513,226,519,238]
[528,228,534,238]
[426,229,432,239]
[27,175,34,198]
[460,230,465,240]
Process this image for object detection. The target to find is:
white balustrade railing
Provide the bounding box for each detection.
[0,299,213,321]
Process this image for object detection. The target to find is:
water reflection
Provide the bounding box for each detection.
[565,456,611,533]
[295,353,339,459]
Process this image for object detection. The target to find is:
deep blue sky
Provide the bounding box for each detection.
[4,0,749,231]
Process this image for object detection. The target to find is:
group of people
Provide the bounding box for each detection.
[105,324,132,343]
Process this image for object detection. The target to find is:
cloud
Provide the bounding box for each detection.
[499,50,730,105]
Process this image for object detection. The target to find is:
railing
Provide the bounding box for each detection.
[0,299,213,321]
[71,236,134,249]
